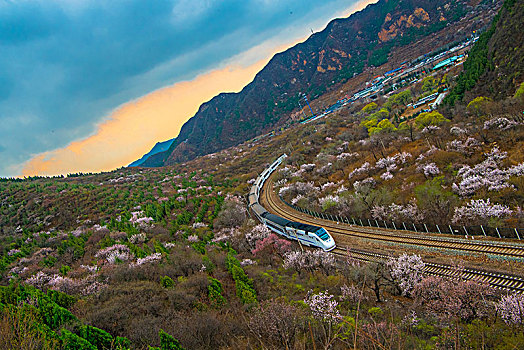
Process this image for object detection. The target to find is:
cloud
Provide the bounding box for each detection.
[1,0,367,177]
[21,57,270,176]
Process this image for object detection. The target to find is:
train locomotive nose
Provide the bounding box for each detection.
[324,239,336,251]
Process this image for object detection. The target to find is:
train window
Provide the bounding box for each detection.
[267,222,283,234]
[315,228,330,241]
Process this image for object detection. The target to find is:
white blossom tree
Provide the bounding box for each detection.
[452,199,512,225]
[497,293,524,325]
[386,254,425,296]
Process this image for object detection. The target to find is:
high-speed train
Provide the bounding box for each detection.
[248,154,336,251]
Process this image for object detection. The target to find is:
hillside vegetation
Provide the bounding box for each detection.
[445,0,524,104]
[1,0,524,349]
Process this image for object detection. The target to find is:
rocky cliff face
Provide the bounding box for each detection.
[152,0,476,167]
[378,7,431,42]
[128,138,174,167]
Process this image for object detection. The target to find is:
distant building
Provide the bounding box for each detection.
[413,92,439,109]
[432,55,464,71]
[384,67,402,77]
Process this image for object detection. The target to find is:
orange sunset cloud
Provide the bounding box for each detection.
[21,0,376,177]
[21,58,271,177]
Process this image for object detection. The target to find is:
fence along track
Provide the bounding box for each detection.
[263,178,524,258]
[260,177,524,293]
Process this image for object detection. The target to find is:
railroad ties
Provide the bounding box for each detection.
[261,176,524,294]
[330,247,524,294]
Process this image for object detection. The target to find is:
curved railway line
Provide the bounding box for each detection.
[330,247,524,293]
[260,176,524,293]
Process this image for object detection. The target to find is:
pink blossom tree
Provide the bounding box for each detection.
[282,250,335,275]
[483,117,519,131]
[380,171,393,180]
[305,290,341,323]
[446,137,481,156]
[371,199,423,223]
[418,163,440,178]
[340,283,366,304]
[245,224,270,249]
[318,194,341,211]
[304,290,346,349]
[95,244,133,265]
[348,162,371,179]
[247,299,304,349]
[413,276,494,323]
[130,252,162,267]
[187,234,199,243]
[452,146,515,196]
[252,233,292,259]
[213,196,247,229]
[279,181,320,201]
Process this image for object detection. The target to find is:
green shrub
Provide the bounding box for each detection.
[225,251,240,272]
[202,255,215,273]
[42,256,57,267]
[60,329,96,350]
[225,251,257,304]
[514,81,524,99]
[414,111,449,129]
[160,276,175,289]
[361,102,378,114]
[368,306,383,317]
[47,290,76,309]
[38,298,77,330]
[79,325,113,350]
[191,241,206,254]
[114,336,131,350]
[370,108,390,120]
[59,265,71,276]
[369,119,397,135]
[159,329,184,350]
[422,76,437,92]
[207,277,225,307]
[231,265,257,305]
[235,279,258,305]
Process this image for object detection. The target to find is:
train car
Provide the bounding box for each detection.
[248,192,258,207]
[262,213,289,235]
[247,153,336,252]
[248,185,258,204]
[261,212,336,252]
[285,221,336,251]
[250,203,268,222]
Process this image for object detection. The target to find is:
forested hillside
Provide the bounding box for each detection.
[445,0,524,104]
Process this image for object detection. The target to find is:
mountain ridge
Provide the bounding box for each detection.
[137,0,483,167]
[128,138,174,167]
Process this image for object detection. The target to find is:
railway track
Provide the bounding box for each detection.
[262,178,524,259]
[330,247,524,293]
[260,177,524,293]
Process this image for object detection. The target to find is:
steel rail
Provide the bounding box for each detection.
[263,178,524,259]
[259,175,524,293]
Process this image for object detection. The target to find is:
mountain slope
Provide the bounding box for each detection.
[128,138,174,167]
[445,0,523,104]
[154,0,483,167]
[466,0,524,100]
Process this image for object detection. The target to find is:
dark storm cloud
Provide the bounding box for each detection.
[0,0,358,176]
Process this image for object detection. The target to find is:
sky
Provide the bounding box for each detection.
[0,0,374,177]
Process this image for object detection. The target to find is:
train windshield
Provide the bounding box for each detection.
[315,228,330,241]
